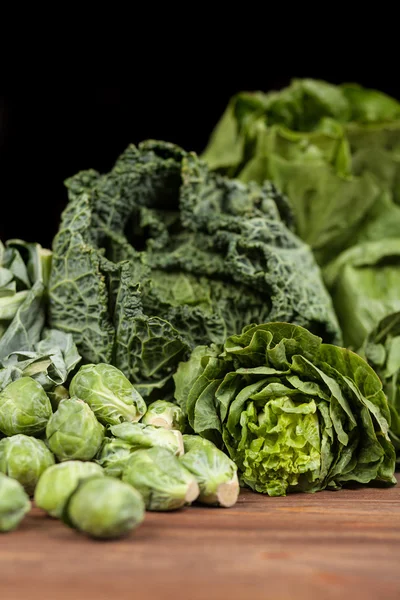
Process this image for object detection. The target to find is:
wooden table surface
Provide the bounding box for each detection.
[2,477,400,600]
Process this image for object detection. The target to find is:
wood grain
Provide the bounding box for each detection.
[2,477,400,600]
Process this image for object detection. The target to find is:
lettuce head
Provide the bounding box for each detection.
[174,322,396,496]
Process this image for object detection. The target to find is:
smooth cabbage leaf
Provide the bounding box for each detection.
[324,239,400,350]
[0,329,81,394]
[201,79,400,266]
[0,239,52,361]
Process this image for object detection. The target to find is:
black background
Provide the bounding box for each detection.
[2,73,400,248]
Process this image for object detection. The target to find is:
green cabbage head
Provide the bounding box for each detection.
[175,322,396,496]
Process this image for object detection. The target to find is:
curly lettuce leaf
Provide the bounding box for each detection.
[176,322,396,496]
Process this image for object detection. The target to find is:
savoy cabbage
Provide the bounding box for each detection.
[48,140,340,399]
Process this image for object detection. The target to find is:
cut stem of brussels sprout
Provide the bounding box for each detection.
[180,435,240,508]
[149,416,169,428]
[185,479,201,504]
[199,474,239,508]
[122,447,199,511]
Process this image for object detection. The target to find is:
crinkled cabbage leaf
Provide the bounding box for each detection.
[48,140,340,398]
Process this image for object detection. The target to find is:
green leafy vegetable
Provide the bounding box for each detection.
[175,322,396,496]
[122,446,199,511]
[94,438,136,478]
[202,79,400,429]
[34,460,104,518]
[48,140,341,399]
[46,398,105,462]
[49,385,69,411]
[0,329,81,397]
[359,312,400,456]
[173,345,213,411]
[69,363,146,426]
[0,472,31,532]
[111,422,184,456]
[0,239,52,360]
[324,240,400,350]
[63,475,145,539]
[201,79,400,267]
[323,238,400,454]
[0,377,53,437]
[0,434,55,496]
[181,435,239,507]
[142,400,186,431]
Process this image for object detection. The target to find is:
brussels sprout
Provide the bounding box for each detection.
[46,398,105,462]
[0,434,55,495]
[122,447,199,511]
[69,363,146,426]
[142,400,186,432]
[48,385,69,411]
[0,377,52,436]
[0,472,31,532]
[181,435,239,508]
[34,460,104,518]
[63,476,145,539]
[111,422,184,456]
[95,438,136,478]
[182,435,210,453]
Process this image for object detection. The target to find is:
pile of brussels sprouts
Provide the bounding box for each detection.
[0,363,239,539]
